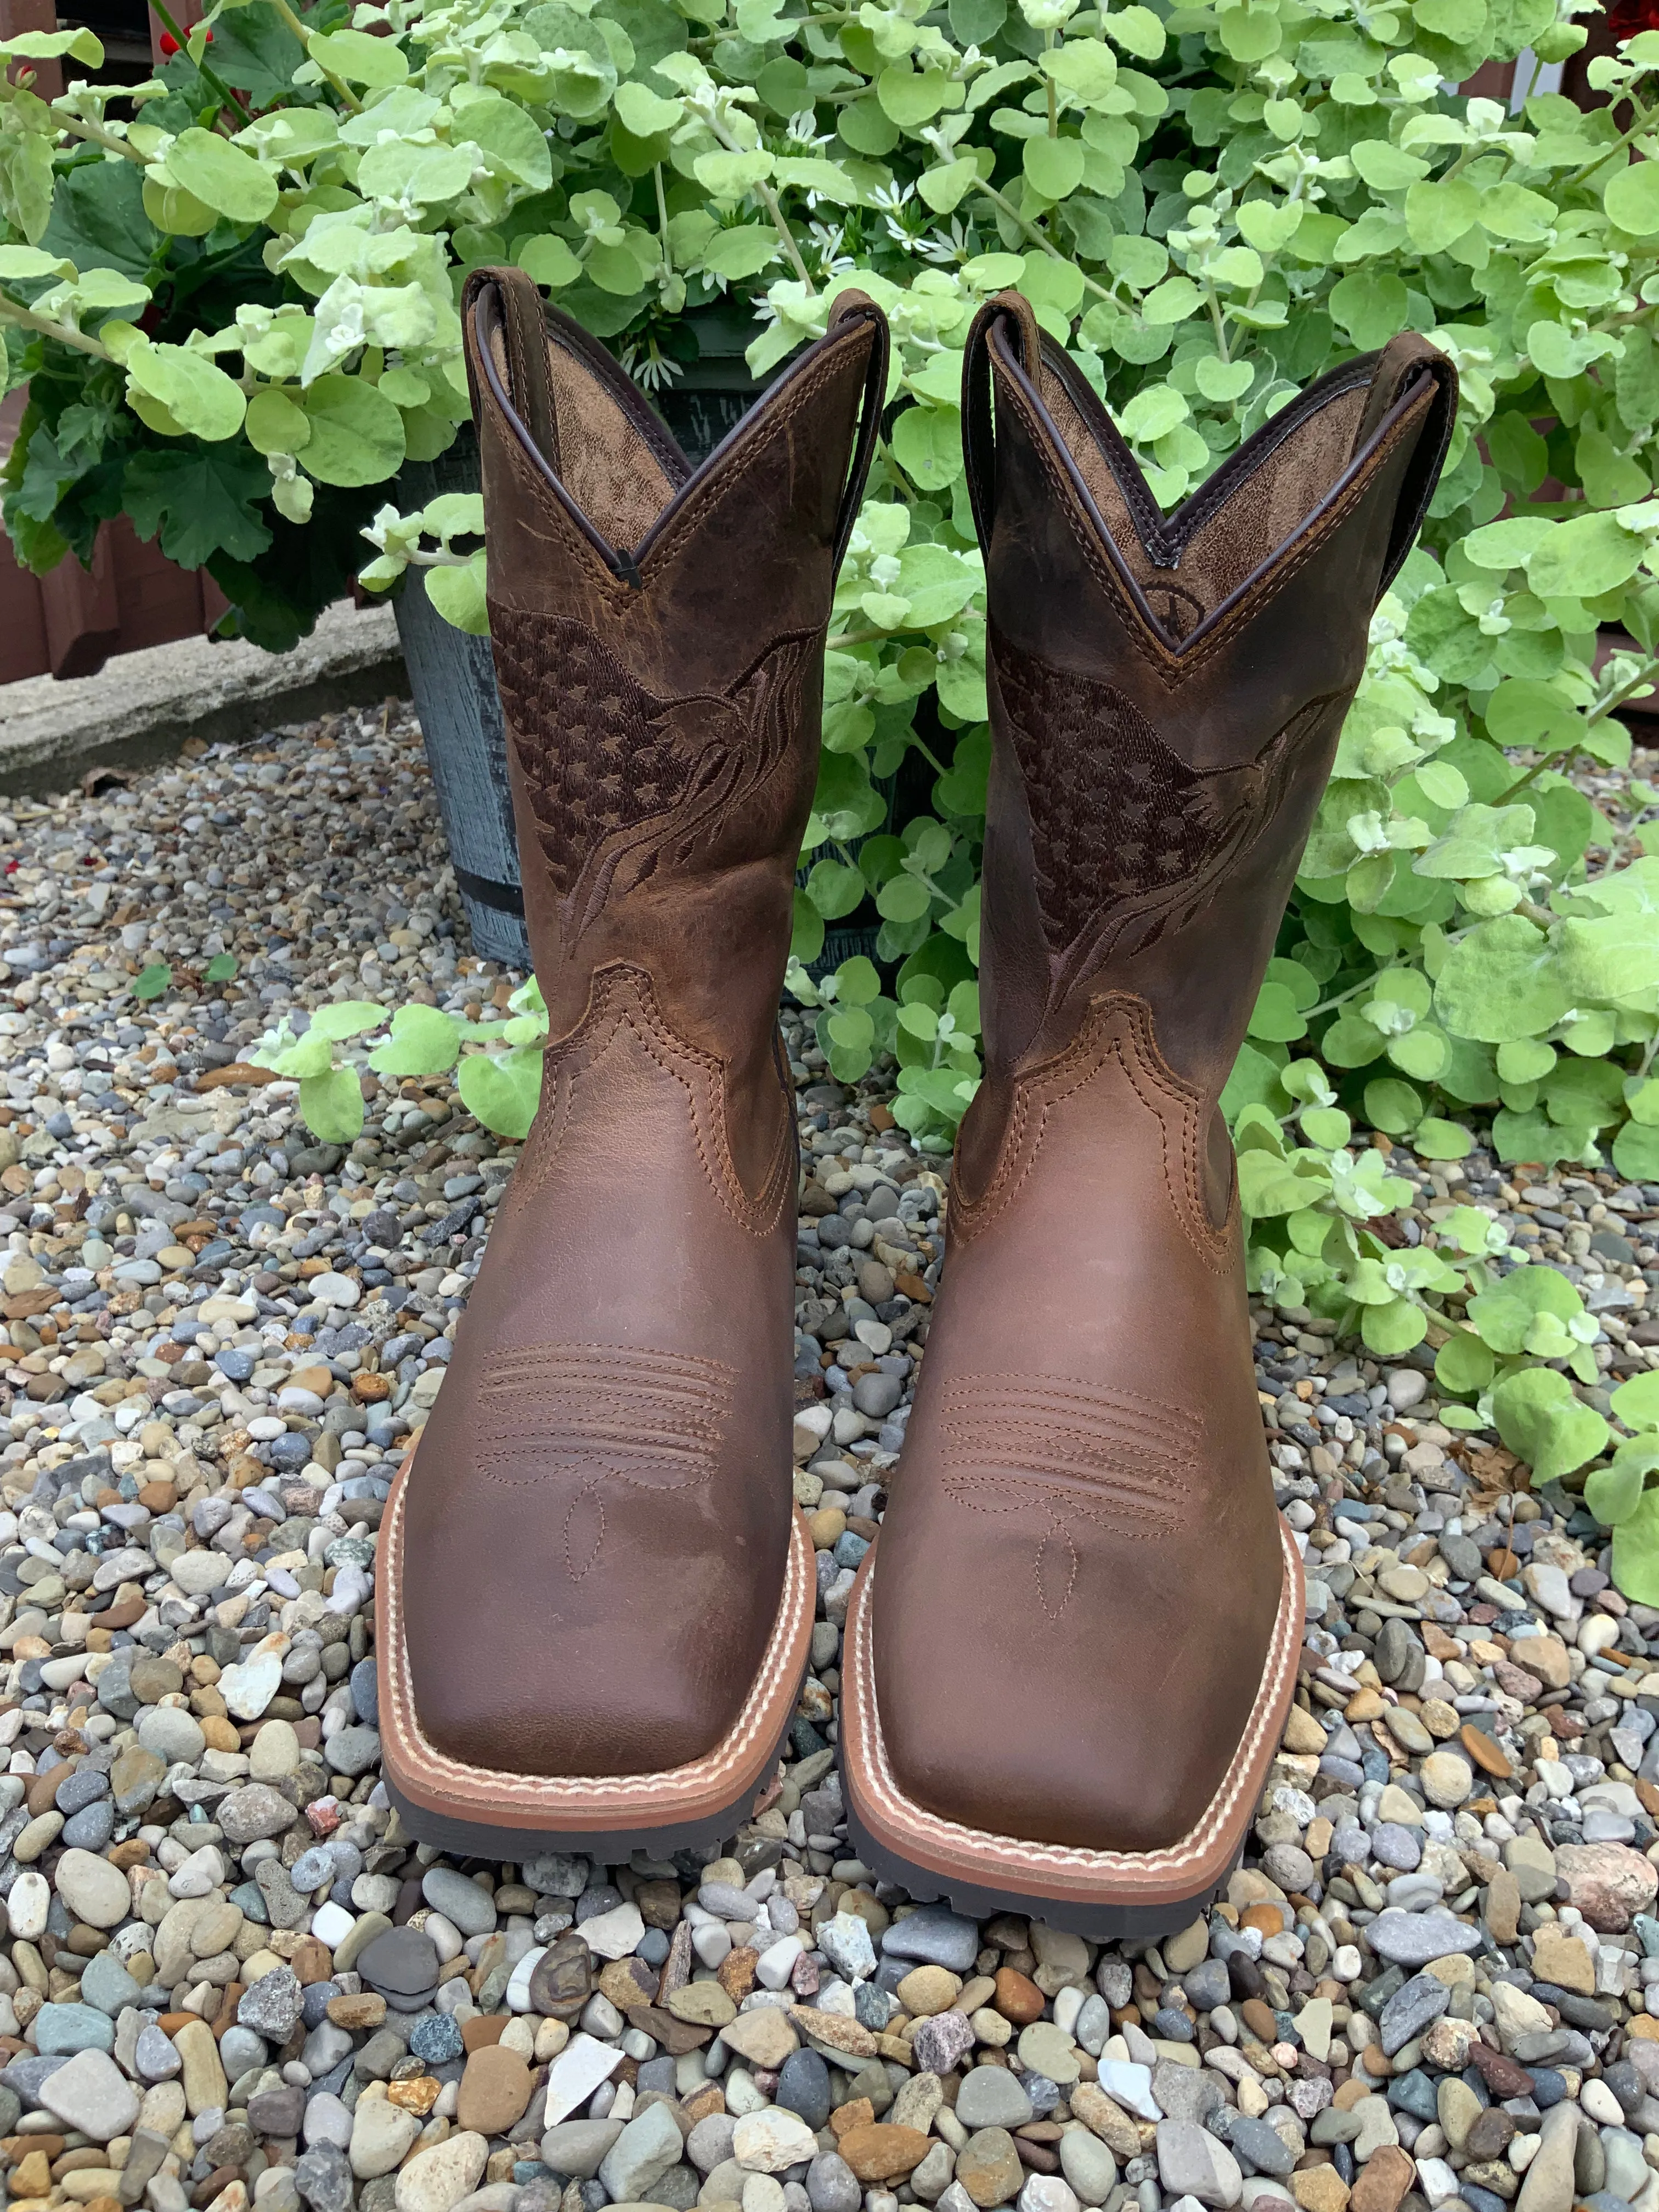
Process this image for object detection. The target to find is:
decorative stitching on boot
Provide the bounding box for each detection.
[932,1373,1201,1620]
[505,963,795,1236]
[490,611,820,943]
[989,632,1345,970]
[468,1342,735,1579]
[951,994,1232,1271]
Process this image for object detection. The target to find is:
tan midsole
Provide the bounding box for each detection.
[377,1453,815,1832]
[840,1517,1304,1905]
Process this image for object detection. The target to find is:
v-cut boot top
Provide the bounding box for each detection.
[380,276,888,1849]
[460,269,888,1066]
[842,294,1455,1932]
[960,288,1458,1114]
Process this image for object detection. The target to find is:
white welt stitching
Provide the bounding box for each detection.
[382,1457,810,1804]
[847,1518,1302,1881]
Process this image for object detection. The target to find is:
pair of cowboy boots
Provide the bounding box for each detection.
[376,269,1454,1933]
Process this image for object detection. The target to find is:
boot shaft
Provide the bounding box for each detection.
[462,272,888,1084]
[959,292,1455,1189]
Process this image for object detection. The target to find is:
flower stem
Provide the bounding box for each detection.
[1566,91,1655,188]
[705,111,811,289]
[148,0,251,121]
[53,109,148,162]
[267,0,362,110]
[972,176,1109,298]
[0,296,111,358]
[758,177,812,287]
[654,162,672,274]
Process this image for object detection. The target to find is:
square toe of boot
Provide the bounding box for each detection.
[411,1660,748,1781]
[880,1694,1235,1857]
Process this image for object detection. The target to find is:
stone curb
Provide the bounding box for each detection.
[0,599,407,795]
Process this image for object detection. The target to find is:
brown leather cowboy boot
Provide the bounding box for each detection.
[840,292,1454,1933]
[379,270,888,1855]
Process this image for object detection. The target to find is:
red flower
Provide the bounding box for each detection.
[158,31,177,52]
[1611,0,1659,37]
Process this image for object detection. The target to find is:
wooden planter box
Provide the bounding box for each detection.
[0,509,229,685]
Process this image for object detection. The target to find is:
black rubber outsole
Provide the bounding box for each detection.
[381,1672,806,1866]
[844,1793,1238,1941]
[383,1775,776,1864]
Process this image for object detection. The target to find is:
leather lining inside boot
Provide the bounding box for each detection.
[1037,357,1372,641]
[544,334,679,549]
[486,318,687,550]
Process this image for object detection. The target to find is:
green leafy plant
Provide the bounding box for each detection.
[1579,1370,1659,1595]
[247,977,549,1141]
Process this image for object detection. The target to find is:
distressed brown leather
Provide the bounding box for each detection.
[402,272,888,1782]
[868,295,1455,1854]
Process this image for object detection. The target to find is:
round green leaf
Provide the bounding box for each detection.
[1023,136,1086,201]
[1434,915,1568,1043]
[517,234,583,288]
[1606,159,1659,239]
[1613,1371,1659,1432]
[1139,275,1201,326]
[309,1000,387,1042]
[1248,979,1307,1042]
[1328,271,1410,350]
[1497,1036,1555,1082]
[245,388,311,455]
[1195,356,1254,402]
[805,859,866,919]
[791,890,825,964]
[1387,1024,1451,1081]
[298,1064,366,1144]
[891,403,964,492]
[308,27,409,85]
[1435,1330,1494,1397]
[1615,1119,1659,1182]
[125,342,247,443]
[166,128,278,223]
[1360,1297,1427,1356]
[1614,1488,1659,1604]
[369,1003,462,1076]
[1363,1077,1423,1133]
[1585,1454,1652,1529]
[457,1043,543,1139]
[1492,1366,1610,1482]
[300,374,406,487]
[876,872,932,923]
[1527,509,1647,599]
[1119,385,1188,443]
[426,554,489,634]
[1413,1115,1472,1159]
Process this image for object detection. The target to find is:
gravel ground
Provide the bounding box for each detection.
[3,708,1659,2212]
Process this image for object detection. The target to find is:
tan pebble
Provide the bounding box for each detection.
[455,2047,533,2135]
[836,2126,929,2184]
[1291,2169,1351,2212]
[895,1966,960,2017]
[1280,1705,1326,1756]
[386,2077,442,2116]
